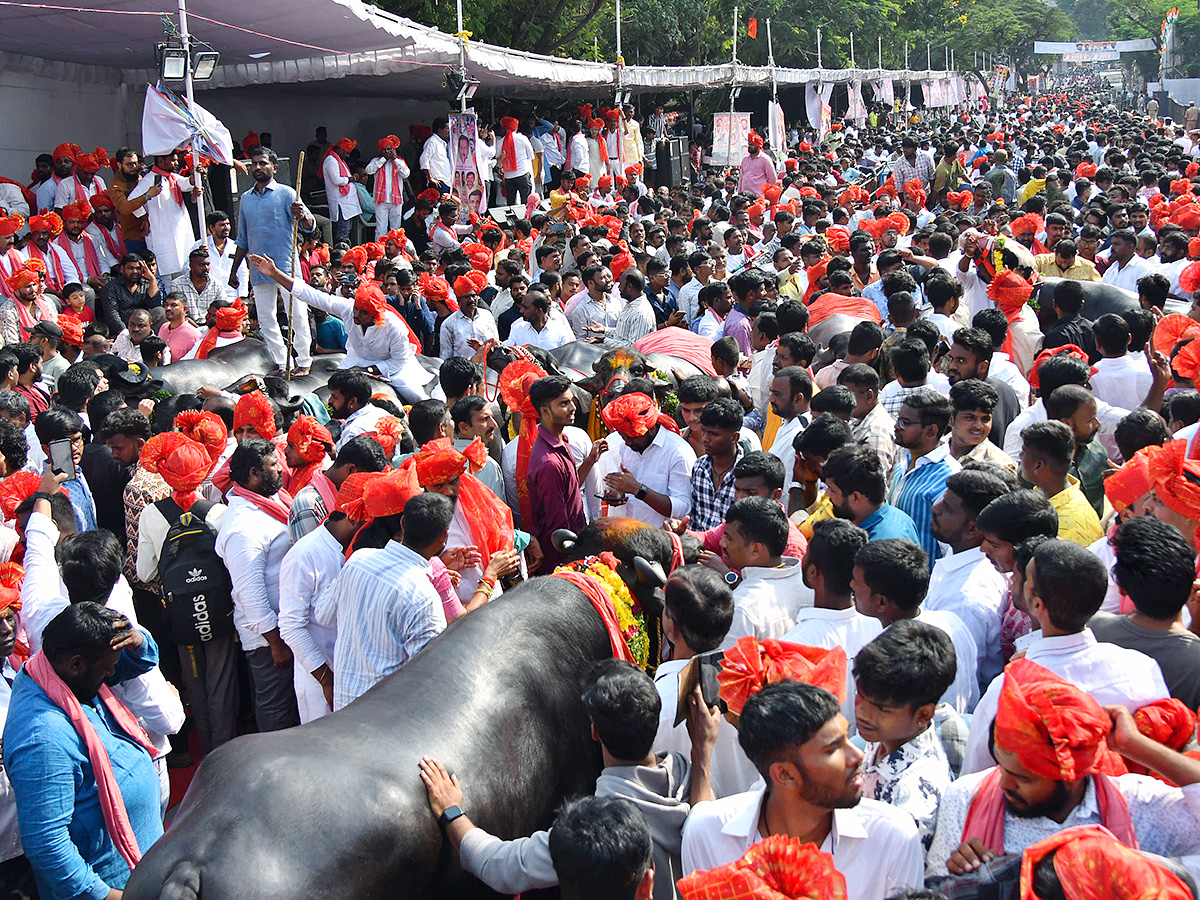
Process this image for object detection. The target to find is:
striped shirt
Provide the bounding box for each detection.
[603,296,656,348]
[888,443,960,566]
[315,540,445,710]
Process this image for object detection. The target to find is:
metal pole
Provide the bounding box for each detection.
[728,5,737,168]
[878,36,883,70]
[767,18,776,104]
[732,5,738,64]
[945,46,949,70]
[177,0,206,243]
[615,0,622,59]
[285,151,305,379]
[456,0,467,112]
[850,31,855,69]
[817,27,822,69]
[927,42,931,71]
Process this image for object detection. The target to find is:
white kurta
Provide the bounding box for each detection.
[53,174,106,211]
[128,171,199,275]
[278,523,343,723]
[322,154,362,220]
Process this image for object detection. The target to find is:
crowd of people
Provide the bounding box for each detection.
[2,74,1200,900]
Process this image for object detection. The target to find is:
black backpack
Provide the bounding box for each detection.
[154,497,235,646]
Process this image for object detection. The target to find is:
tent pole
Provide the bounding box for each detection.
[727,5,737,169]
[456,0,467,112]
[177,0,206,242]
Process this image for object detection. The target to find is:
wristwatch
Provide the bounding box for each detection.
[724,571,741,588]
[33,491,56,502]
[439,805,465,828]
[635,484,649,501]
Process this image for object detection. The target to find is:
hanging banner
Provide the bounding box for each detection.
[1160,8,1179,82]
[871,78,895,106]
[449,113,487,217]
[847,81,868,123]
[711,112,752,167]
[805,83,833,139]
[1062,51,1120,62]
[767,101,786,155]
[1033,39,1156,54]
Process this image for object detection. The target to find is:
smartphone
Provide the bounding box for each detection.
[154,173,163,186]
[48,438,78,480]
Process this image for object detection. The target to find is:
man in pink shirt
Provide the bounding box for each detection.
[737,133,778,198]
[158,291,202,361]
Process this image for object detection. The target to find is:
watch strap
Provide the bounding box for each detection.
[439,804,464,828]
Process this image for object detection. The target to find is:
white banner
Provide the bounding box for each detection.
[806,83,834,139]
[847,81,868,123]
[1033,39,1155,54]
[768,102,786,154]
[1062,50,1120,62]
[711,112,753,167]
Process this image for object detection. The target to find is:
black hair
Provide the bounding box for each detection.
[9,343,39,375]
[1045,384,1095,422]
[847,321,885,356]
[1169,391,1200,429]
[408,399,449,446]
[663,565,734,653]
[328,369,374,406]
[944,468,1010,518]
[733,450,785,491]
[837,362,879,391]
[581,659,661,760]
[401,492,454,551]
[821,444,887,505]
[1030,539,1108,632]
[549,796,653,900]
[976,489,1058,544]
[809,386,856,418]
[794,413,854,458]
[1114,408,1169,461]
[754,311,780,342]
[1052,279,1085,315]
[332,434,389,472]
[438,357,482,398]
[901,389,953,436]
[699,397,744,431]
[1113,516,1196,620]
[711,336,740,368]
[678,375,721,406]
[59,529,123,605]
[450,395,488,434]
[725,496,788,556]
[33,406,83,445]
[1121,307,1154,353]
[776,299,809,334]
[773,366,813,403]
[228,437,276,487]
[99,407,151,442]
[1021,420,1075,471]
[42,602,129,666]
[1036,355,1090,398]
[778,332,817,368]
[529,375,574,419]
[0,352,17,386]
[738,681,841,779]
[951,327,994,364]
[1092,313,1130,357]
[854,539,930,612]
[972,308,1009,350]
[805,518,868,595]
[0,419,26,472]
[853,619,956,710]
[890,340,931,383]
[950,378,998,415]
[926,276,964,311]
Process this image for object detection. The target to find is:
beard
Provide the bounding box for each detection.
[259,470,284,498]
[830,499,854,521]
[1007,781,1072,819]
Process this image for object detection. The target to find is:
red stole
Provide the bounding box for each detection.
[960,767,1138,855]
[228,483,294,524]
[92,223,123,261]
[429,220,461,248]
[26,243,66,293]
[310,470,338,516]
[325,152,351,196]
[57,232,101,280]
[0,249,23,300]
[150,167,184,206]
[373,159,405,206]
[67,175,88,204]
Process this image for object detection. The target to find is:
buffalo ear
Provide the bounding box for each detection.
[551,529,578,554]
[576,375,602,394]
[633,556,666,588]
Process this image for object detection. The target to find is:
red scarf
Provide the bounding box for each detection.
[68,175,88,204]
[150,166,184,206]
[502,123,519,173]
[11,297,46,341]
[429,219,461,249]
[372,159,405,206]
[193,328,236,360]
[229,483,293,524]
[309,470,338,518]
[550,570,636,663]
[27,243,65,293]
[960,767,1137,854]
[0,249,23,300]
[26,650,160,870]
[92,223,123,261]
[324,151,351,196]
[57,232,101,280]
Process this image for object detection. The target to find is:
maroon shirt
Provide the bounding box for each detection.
[527,424,586,571]
[15,382,49,423]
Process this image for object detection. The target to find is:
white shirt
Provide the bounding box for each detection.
[193,235,245,301]
[653,658,761,799]
[593,425,696,528]
[1089,531,1123,614]
[506,315,574,350]
[925,311,959,342]
[128,170,199,274]
[53,174,105,211]
[420,135,453,185]
[677,278,704,326]
[315,539,445,710]
[769,413,810,502]
[568,293,624,338]
[1102,255,1154,292]
[603,296,656,348]
[365,155,411,204]
[278,523,342,679]
[1158,256,1190,297]
[989,352,1030,409]
[322,153,363,219]
[782,607,882,729]
[1003,398,1128,463]
[62,232,116,279]
[440,308,499,361]
[567,132,590,175]
[681,787,925,900]
[334,404,392,452]
[925,545,1007,690]
[0,184,28,220]
[961,628,1170,775]
[693,309,725,342]
[915,608,980,713]
[1090,353,1153,413]
[722,559,812,649]
[500,133,536,179]
[214,494,291,652]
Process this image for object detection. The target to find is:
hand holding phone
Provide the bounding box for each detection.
[48,438,78,480]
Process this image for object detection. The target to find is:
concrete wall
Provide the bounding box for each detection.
[1163,78,1200,109]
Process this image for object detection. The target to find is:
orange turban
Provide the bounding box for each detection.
[1171,178,1193,196]
[28,213,62,237]
[61,199,93,223]
[354,283,391,327]
[747,132,764,149]
[784,158,799,172]
[419,273,456,311]
[1171,206,1200,230]
[22,259,45,277]
[5,270,36,292]
[1190,163,1200,178]
[57,314,84,348]
[597,174,613,190]
[1104,450,1152,512]
[0,472,43,521]
[216,297,248,332]
[1075,162,1097,178]
[875,176,898,200]
[89,190,115,211]
[53,142,81,162]
[363,242,384,262]
[678,835,846,900]
[377,134,401,152]
[0,214,24,238]
[363,415,405,458]
[600,392,680,439]
[0,562,23,614]
[1027,344,1090,392]
[1180,261,1200,296]
[287,415,332,464]
[747,202,766,220]
[1019,825,1193,900]
[417,187,441,205]
[1146,439,1200,525]
[174,409,229,462]
[412,436,486,487]
[610,249,634,280]
[233,391,276,440]
[718,637,847,716]
[994,658,1114,781]
[342,247,367,274]
[141,432,213,511]
[762,184,783,205]
[590,118,605,131]
[335,138,357,154]
[334,470,382,522]
[1009,213,1043,237]
[987,268,1034,315]
[798,185,819,198]
[363,467,419,519]
[838,185,868,207]
[74,147,109,174]
[824,225,850,254]
[946,190,973,209]
[500,359,548,528]
[453,270,487,299]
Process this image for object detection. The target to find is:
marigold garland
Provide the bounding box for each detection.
[554,552,649,668]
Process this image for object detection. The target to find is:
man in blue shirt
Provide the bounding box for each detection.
[820,444,920,543]
[6,602,163,900]
[229,146,317,377]
[890,391,960,566]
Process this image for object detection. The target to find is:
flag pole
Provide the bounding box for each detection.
[177,0,206,242]
[285,150,305,381]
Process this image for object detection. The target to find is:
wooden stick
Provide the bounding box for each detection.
[286,150,306,380]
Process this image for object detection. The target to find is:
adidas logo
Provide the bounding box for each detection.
[185,568,206,584]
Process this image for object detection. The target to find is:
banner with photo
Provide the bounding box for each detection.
[711,112,752,166]
[847,81,868,123]
[449,112,487,218]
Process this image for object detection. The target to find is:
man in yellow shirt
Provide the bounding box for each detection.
[1019,419,1103,546]
[549,170,585,224]
[1034,239,1101,282]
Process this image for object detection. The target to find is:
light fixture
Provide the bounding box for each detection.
[192,50,220,80]
[730,87,742,101]
[444,67,480,101]
[614,89,632,105]
[160,45,188,80]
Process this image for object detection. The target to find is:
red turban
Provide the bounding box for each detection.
[1180,261,1200,295]
[0,214,24,238]
[363,467,419,519]
[417,188,441,205]
[335,470,382,522]
[412,437,486,487]
[577,103,593,120]
[243,131,260,150]
[74,147,109,174]
[1028,344,1091,392]
[1145,440,1200,528]
[89,190,115,211]
[499,359,548,528]
[799,141,813,153]
[1075,162,1097,178]
[454,270,488,299]
[718,637,847,716]
[0,563,23,614]
[233,390,276,440]
[1009,214,1043,237]
[1171,178,1193,197]
[1150,192,1167,208]
[363,241,384,262]
[678,835,846,900]
[174,409,229,462]
[287,415,332,464]
[600,392,680,439]
[610,249,634,280]
[987,268,1034,315]
[747,132,764,150]
[377,134,401,152]
[29,213,62,237]
[468,249,492,272]
[61,199,92,223]
[335,138,357,154]
[1019,825,1193,900]
[363,415,405,458]
[141,432,213,511]
[1189,163,1200,178]
[994,658,1115,781]
[603,108,620,123]
[1171,206,1200,230]
[216,297,248,332]
[354,283,391,327]
[597,174,613,190]
[0,472,43,521]
[824,225,851,254]
[1173,336,1200,381]
[57,314,84,348]
[838,185,868,208]
[419,273,456,311]
[784,158,799,172]
[1104,450,1152,512]
[342,247,367,274]
[762,184,783,205]
[5,270,36,292]
[875,176,898,200]
[53,142,81,162]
